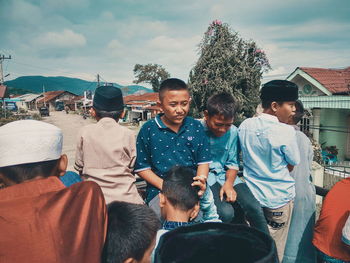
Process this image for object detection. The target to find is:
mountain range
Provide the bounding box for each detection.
[4,76,152,96]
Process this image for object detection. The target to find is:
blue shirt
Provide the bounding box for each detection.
[238,113,300,209]
[135,114,212,202]
[201,121,242,187]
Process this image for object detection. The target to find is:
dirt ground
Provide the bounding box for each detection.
[41,111,96,171]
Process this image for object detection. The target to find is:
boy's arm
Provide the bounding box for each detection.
[200,187,221,222]
[137,169,163,190]
[282,128,300,167]
[74,130,84,175]
[193,163,209,197]
[220,169,237,202]
[221,129,239,202]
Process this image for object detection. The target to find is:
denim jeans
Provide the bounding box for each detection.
[210,182,270,235]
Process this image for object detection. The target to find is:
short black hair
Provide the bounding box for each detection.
[159,78,188,101]
[102,201,160,263]
[206,92,236,119]
[261,100,283,109]
[93,107,124,120]
[292,100,305,124]
[0,159,58,184]
[162,166,200,211]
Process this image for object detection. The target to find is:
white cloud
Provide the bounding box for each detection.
[33,29,87,48]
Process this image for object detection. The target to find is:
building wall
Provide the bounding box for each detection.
[292,75,325,96]
[319,108,350,161]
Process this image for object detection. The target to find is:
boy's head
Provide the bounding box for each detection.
[92,85,125,120]
[160,166,200,221]
[290,99,305,125]
[260,80,299,124]
[102,201,160,263]
[0,120,67,188]
[204,92,236,137]
[158,78,190,127]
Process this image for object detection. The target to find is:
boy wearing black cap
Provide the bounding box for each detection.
[238,80,300,262]
[75,85,143,204]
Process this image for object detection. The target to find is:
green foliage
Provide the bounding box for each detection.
[188,20,271,120]
[133,64,170,92]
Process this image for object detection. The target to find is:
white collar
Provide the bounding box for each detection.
[259,113,279,123]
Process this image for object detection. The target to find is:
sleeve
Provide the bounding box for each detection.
[128,131,137,169]
[342,213,350,246]
[74,129,84,173]
[196,123,212,165]
[224,129,239,171]
[281,128,300,166]
[199,186,221,222]
[134,126,152,172]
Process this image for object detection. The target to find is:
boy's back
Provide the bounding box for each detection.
[239,113,299,208]
[0,177,107,263]
[75,118,143,204]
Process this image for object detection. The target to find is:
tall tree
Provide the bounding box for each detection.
[188,20,271,120]
[133,63,170,92]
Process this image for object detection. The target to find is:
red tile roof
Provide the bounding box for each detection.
[300,67,350,94]
[0,85,8,99]
[124,92,159,104]
[36,90,78,103]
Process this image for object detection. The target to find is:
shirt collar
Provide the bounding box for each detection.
[0,177,65,201]
[155,113,189,132]
[259,113,279,123]
[162,220,193,230]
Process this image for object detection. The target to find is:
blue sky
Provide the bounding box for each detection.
[1,0,349,86]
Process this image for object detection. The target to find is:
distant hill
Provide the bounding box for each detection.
[4,76,152,96]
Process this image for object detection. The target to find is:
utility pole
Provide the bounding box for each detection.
[0,54,11,84]
[97,74,100,87]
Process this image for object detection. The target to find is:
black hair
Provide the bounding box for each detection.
[159,78,188,101]
[261,100,283,109]
[102,201,160,263]
[292,100,305,124]
[93,107,124,120]
[206,92,236,119]
[162,166,200,211]
[0,159,58,184]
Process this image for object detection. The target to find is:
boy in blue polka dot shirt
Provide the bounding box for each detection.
[134,78,212,217]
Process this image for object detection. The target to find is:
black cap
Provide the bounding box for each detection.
[154,223,278,263]
[260,80,299,102]
[93,85,124,112]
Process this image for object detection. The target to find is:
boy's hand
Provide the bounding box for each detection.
[192,175,207,197]
[220,182,237,202]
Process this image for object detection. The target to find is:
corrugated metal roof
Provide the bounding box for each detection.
[300,95,350,109]
[17,93,43,102]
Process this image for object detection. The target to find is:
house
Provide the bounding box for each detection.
[287,66,350,161]
[15,93,43,110]
[36,90,80,111]
[123,93,160,123]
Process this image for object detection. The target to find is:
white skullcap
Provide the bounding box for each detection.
[0,120,63,167]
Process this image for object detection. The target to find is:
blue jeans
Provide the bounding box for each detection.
[210,182,270,235]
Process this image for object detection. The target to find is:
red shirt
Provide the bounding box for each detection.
[313,177,350,261]
[0,177,107,263]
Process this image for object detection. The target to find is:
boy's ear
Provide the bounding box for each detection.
[90,108,97,118]
[189,203,200,221]
[203,110,209,120]
[123,258,136,263]
[271,101,278,113]
[159,192,166,208]
[120,109,126,119]
[57,154,68,177]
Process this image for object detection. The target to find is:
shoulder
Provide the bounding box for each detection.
[186,117,205,130]
[78,123,97,137]
[138,119,157,134]
[238,117,255,130]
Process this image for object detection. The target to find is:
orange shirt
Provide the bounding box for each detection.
[313,177,350,261]
[0,177,107,263]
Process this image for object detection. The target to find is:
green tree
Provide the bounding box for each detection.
[133,63,170,92]
[188,20,271,121]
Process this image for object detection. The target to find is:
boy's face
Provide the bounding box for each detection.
[159,89,190,126]
[274,101,296,124]
[204,112,233,137]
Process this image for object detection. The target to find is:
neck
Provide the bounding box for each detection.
[165,208,191,223]
[161,115,181,133]
[262,108,275,116]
